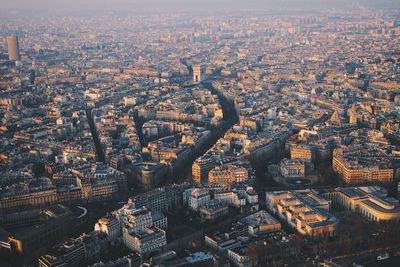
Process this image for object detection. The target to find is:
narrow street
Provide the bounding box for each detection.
[85,108,106,163]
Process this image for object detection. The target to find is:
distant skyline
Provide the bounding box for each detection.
[1,0,399,16]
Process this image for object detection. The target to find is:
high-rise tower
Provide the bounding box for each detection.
[7,35,19,60]
[7,35,20,61]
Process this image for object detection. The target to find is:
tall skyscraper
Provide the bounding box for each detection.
[193,65,201,83]
[7,35,20,61]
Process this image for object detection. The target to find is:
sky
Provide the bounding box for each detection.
[0,0,399,16]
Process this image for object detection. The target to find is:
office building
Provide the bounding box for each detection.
[123,227,166,255]
[39,238,85,267]
[0,205,73,256]
[188,188,210,211]
[94,215,121,241]
[199,199,229,220]
[324,186,400,222]
[266,190,337,238]
[239,210,281,237]
[128,188,167,213]
[192,156,215,184]
[333,148,393,184]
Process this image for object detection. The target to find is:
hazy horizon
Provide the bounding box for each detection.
[1,0,399,16]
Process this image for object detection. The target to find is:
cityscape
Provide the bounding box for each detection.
[0,0,400,266]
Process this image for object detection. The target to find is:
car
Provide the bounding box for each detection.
[377,253,390,261]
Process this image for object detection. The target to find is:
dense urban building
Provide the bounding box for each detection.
[324,186,400,222]
[333,148,394,184]
[266,190,337,238]
[1,0,400,266]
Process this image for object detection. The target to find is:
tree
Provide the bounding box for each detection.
[32,161,45,177]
